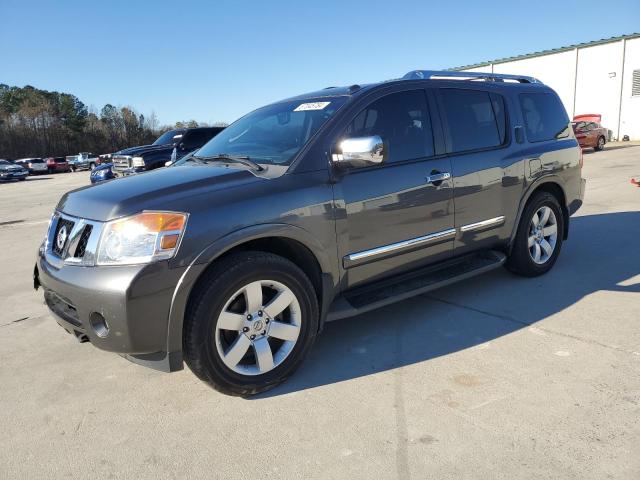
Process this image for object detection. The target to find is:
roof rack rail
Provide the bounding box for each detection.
[403,70,542,84]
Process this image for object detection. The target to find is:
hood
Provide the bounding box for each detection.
[115,144,173,156]
[0,164,24,171]
[57,164,265,221]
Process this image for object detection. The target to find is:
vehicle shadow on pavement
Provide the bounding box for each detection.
[256,211,640,398]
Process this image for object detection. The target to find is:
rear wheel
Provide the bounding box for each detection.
[506,191,564,277]
[183,251,319,396]
[595,136,605,151]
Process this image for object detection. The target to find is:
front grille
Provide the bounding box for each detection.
[52,218,75,256]
[74,225,93,258]
[112,155,131,170]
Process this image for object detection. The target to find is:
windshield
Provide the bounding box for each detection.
[153,129,186,146]
[194,97,347,166]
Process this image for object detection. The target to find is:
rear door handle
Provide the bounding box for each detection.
[426,172,451,184]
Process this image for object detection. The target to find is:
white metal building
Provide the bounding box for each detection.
[453,33,640,140]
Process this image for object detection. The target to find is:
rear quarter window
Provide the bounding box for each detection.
[439,89,506,153]
[519,92,570,142]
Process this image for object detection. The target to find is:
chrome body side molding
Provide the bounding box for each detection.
[459,216,505,233]
[344,228,456,269]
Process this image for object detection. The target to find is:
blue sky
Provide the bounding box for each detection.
[1,0,639,126]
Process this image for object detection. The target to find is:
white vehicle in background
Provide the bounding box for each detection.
[66,152,98,171]
[14,158,48,174]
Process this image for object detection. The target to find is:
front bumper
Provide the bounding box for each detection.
[0,171,28,180]
[36,247,186,370]
[113,167,145,177]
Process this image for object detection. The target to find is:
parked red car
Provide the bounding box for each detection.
[572,114,607,151]
[45,157,71,173]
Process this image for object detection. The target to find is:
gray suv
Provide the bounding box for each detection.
[35,70,585,396]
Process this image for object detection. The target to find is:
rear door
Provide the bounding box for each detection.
[333,87,455,288]
[435,87,517,255]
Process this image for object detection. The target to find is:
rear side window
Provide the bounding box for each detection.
[519,93,570,142]
[439,89,505,153]
[344,90,434,163]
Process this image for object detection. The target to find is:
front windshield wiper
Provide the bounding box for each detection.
[191,154,264,171]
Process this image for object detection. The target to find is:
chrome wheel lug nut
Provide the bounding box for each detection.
[262,330,266,336]
[258,310,263,317]
[265,319,270,324]
[242,327,249,333]
[246,314,252,320]
[250,334,256,340]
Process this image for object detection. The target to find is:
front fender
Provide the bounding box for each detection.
[164,223,338,356]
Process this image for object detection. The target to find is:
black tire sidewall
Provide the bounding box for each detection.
[509,192,564,276]
[185,252,318,395]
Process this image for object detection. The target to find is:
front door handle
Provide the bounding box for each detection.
[426,172,451,185]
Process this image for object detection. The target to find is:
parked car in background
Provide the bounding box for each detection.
[96,154,112,165]
[66,152,98,171]
[111,127,224,177]
[0,159,28,181]
[89,163,115,184]
[45,157,71,174]
[572,114,607,151]
[15,158,48,174]
[35,70,585,396]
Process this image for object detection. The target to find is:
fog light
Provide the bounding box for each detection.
[89,312,109,338]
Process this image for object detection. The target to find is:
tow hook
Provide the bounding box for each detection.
[33,264,40,291]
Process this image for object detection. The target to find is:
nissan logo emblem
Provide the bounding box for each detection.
[56,225,68,251]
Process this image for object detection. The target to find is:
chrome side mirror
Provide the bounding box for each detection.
[332,135,385,167]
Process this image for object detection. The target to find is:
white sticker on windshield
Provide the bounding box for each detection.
[294,102,331,112]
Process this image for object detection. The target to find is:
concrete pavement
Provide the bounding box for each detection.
[1,145,639,479]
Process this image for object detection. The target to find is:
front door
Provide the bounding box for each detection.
[333,89,455,289]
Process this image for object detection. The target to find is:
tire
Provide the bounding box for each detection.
[183,251,319,396]
[70,166,76,172]
[47,167,54,174]
[506,191,564,277]
[595,136,605,151]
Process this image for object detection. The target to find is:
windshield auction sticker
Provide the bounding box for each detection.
[294,102,331,111]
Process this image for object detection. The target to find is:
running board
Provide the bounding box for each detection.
[326,250,506,322]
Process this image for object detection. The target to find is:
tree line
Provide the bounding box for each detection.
[0,84,219,159]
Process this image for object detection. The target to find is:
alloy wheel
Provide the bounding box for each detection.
[214,280,302,376]
[528,206,558,264]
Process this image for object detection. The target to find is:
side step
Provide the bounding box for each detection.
[326,250,506,322]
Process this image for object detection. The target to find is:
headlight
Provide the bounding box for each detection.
[96,211,187,265]
[132,156,145,167]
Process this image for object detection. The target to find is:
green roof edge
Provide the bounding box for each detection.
[450,32,640,71]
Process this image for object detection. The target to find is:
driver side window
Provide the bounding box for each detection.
[344,90,434,163]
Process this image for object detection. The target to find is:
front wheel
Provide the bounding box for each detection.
[506,192,564,277]
[183,251,319,396]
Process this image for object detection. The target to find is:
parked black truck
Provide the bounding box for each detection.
[35,70,585,396]
[111,127,224,176]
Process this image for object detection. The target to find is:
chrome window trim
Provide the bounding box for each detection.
[459,216,505,233]
[344,228,456,269]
